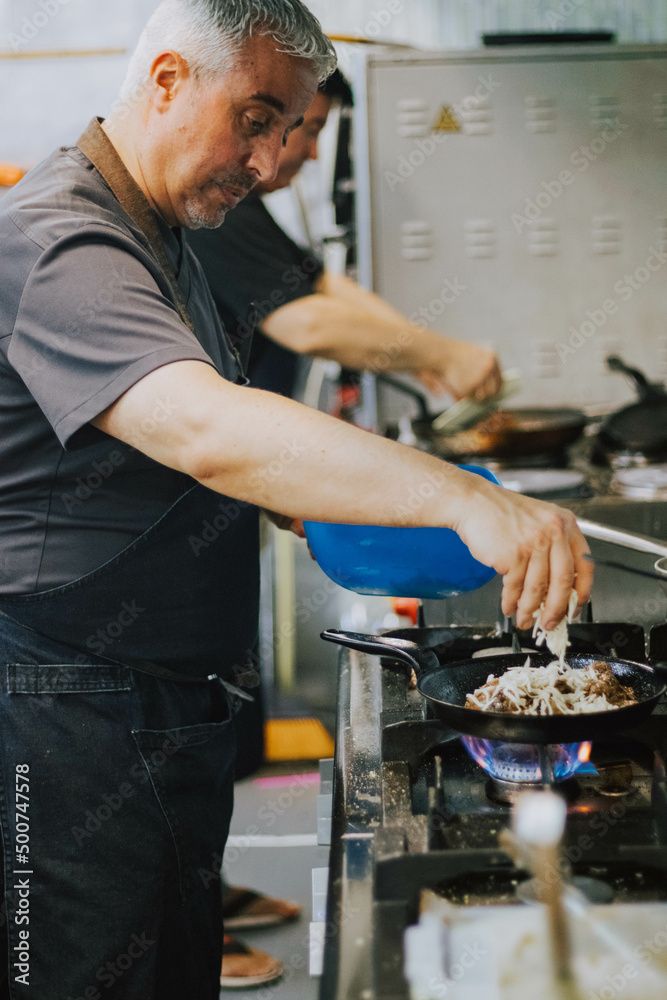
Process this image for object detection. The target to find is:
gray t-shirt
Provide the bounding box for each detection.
[0,140,241,594]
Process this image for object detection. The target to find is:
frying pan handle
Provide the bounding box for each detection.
[375,374,432,421]
[606,355,665,400]
[320,629,439,677]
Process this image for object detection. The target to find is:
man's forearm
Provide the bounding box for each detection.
[316,270,413,326]
[262,270,501,399]
[262,291,446,374]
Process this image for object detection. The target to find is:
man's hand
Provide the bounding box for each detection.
[453,481,593,631]
[416,340,502,402]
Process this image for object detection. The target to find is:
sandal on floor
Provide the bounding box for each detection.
[220,935,284,989]
[223,886,302,930]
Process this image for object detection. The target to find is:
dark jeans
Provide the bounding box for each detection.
[0,617,235,999]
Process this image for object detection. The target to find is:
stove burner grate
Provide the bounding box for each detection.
[485,774,580,806]
[462,735,594,785]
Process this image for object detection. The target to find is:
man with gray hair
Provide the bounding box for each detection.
[0,1,591,997]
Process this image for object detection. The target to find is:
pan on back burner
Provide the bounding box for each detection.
[597,355,667,465]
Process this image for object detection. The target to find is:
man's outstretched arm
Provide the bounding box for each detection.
[260,270,502,400]
[93,359,593,630]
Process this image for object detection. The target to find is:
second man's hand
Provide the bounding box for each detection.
[416,339,503,402]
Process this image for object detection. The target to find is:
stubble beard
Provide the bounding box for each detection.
[183,197,229,230]
[183,172,256,230]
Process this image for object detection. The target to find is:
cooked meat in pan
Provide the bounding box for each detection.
[465,658,637,716]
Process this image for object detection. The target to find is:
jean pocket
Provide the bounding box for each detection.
[131,688,235,901]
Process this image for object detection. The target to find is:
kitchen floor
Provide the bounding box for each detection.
[220,763,330,1000]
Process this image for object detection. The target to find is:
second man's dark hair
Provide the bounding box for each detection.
[321,68,353,107]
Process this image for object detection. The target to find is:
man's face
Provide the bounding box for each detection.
[149,34,318,228]
[257,90,333,194]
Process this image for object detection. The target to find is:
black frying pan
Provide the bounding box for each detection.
[378,375,587,459]
[599,356,667,457]
[321,630,667,745]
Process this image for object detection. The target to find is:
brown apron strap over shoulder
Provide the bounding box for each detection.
[77,117,196,335]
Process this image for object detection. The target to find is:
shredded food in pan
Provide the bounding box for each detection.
[465,591,638,715]
[465,658,637,715]
[532,589,579,666]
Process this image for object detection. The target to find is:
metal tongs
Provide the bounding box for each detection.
[431,368,522,435]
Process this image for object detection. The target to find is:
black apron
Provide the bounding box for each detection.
[0,120,259,689]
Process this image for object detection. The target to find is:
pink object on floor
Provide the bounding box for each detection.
[253,772,320,789]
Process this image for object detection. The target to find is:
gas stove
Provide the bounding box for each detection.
[320,624,667,1000]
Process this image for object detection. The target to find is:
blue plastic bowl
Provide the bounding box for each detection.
[303,465,500,599]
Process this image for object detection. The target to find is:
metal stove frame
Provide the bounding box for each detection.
[320,627,667,1000]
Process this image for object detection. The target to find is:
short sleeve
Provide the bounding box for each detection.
[8,224,216,447]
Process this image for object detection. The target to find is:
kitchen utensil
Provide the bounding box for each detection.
[379,376,587,458]
[430,369,521,434]
[598,356,667,459]
[320,630,667,744]
[577,519,667,558]
[302,465,499,599]
[583,555,667,583]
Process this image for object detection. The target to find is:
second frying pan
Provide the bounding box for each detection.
[321,630,667,745]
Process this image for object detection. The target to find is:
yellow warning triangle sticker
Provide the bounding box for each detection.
[433,106,461,133]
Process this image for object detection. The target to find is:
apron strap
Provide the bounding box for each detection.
[76,118,245,373]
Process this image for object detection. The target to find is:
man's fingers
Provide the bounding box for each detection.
[500,514,589,631]
[291,518,307,539]
[472,361,503,401]
[501,556,530,621]
[540,530,577,630]
[573,540,594,616]
[514,549,550,630]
